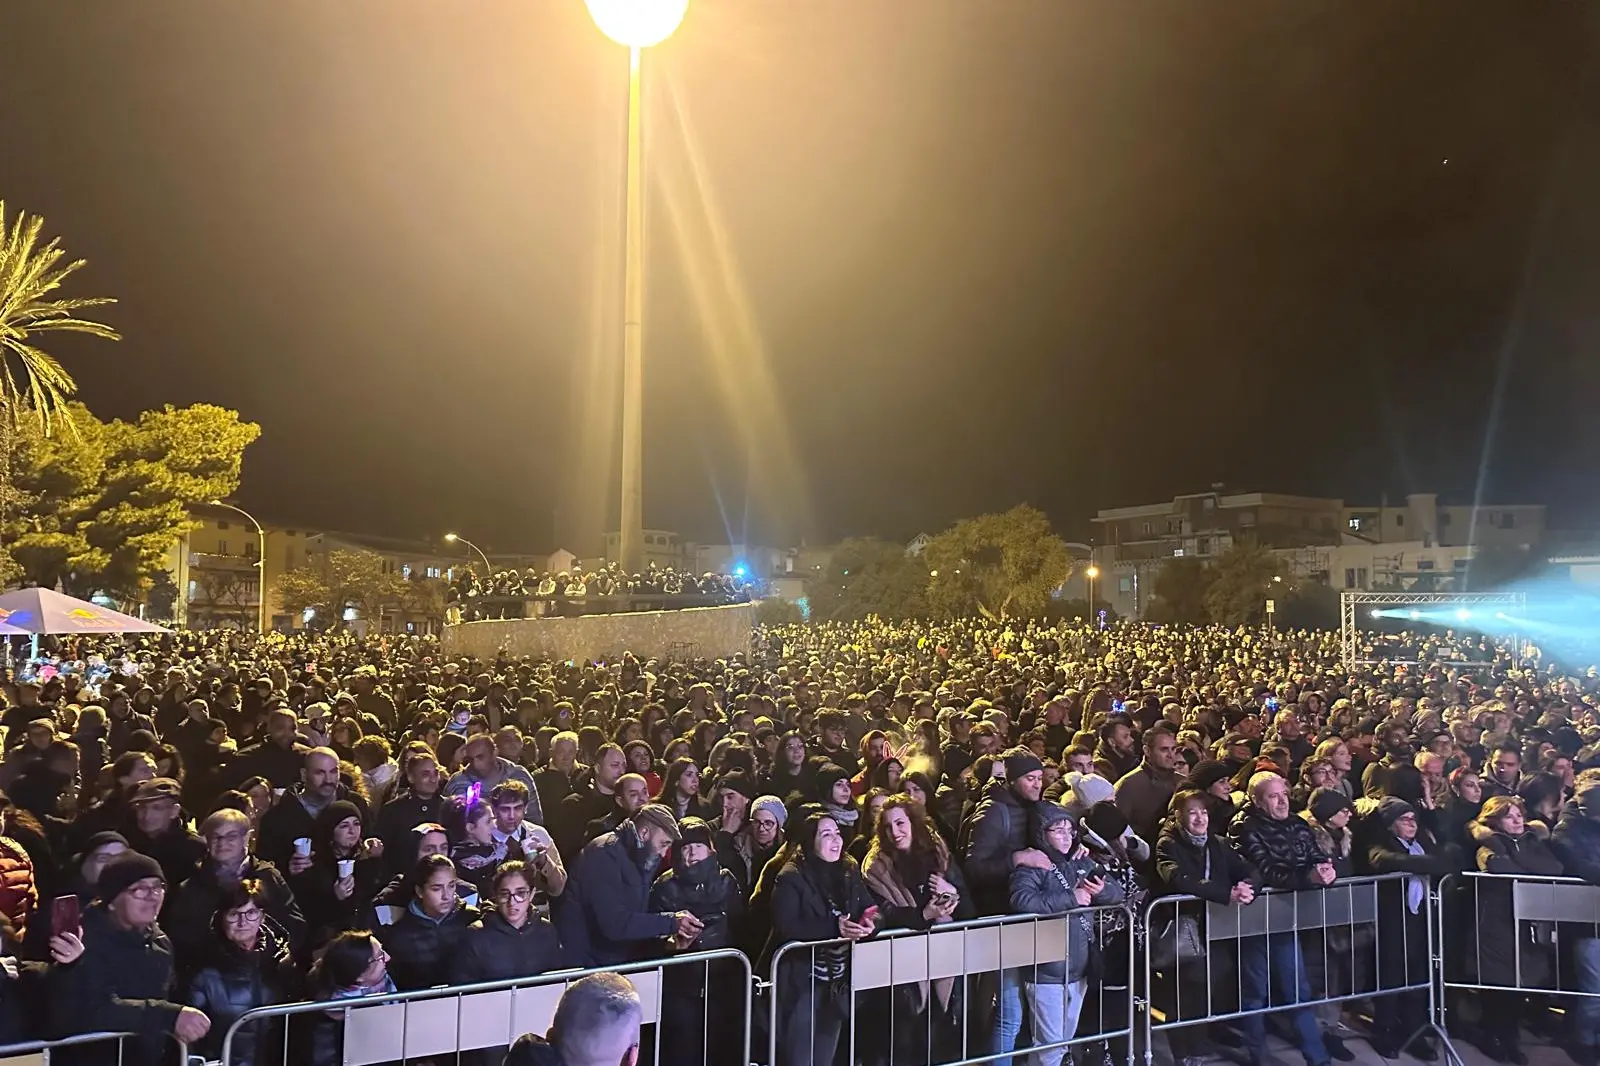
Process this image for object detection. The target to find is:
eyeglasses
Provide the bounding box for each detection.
[128,882,167,900]
[752,818,779,829]
[208,830,248,843]
[226,909,263,925]
[495,888,532,904]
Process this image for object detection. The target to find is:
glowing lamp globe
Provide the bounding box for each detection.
[585,0,688,48]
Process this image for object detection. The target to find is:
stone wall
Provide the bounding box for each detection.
[441,602,756,663]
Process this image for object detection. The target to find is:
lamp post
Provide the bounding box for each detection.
[585,0,689,574]
[1085,563,1100,616]
[210,500,267,634]
[444,533,493,579]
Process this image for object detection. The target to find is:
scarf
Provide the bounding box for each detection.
[861,839,954,1010]
[1399,837,1426,913]
[333,974,397,1000]
[824,803,859,828]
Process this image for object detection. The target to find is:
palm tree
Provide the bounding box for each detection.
[0,201,119,551]
[0,200,119,434]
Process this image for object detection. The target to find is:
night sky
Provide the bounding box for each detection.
[2,2,1597,555]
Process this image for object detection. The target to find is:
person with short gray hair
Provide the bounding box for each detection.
[504,971,641,1066]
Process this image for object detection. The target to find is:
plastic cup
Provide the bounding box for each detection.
[294,837,311,856]
[337,858,355,879]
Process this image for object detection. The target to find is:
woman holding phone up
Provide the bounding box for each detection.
[765,807,878,1066]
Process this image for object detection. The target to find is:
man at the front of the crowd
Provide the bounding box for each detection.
[560,803,703,967]
[1229,771,1336,1066]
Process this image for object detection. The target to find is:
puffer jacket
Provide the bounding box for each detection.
[1007,816,1125,983]
[184,925,300,1066]
[1154,826,1256,904]
[0,834,35,943]
[379,900,480,990]
[166,858,305,974]
[649,857,744,951]
[1227,805,1327,890]
[1469,821,1565,988]
[447,909,565,984]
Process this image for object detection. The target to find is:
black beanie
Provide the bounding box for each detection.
[1084,800,1129,842]
[316,800,363,842]
[1003,748,1045,782]
[816,763,850,800]
[96,851,164,902]
[678,816,714,848]
[717,769,758,800]
[1309,787,1353,824]
[1377,795,1416,827]
[1187,760,1233,793]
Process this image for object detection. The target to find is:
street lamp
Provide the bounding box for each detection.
[585,0,689,574]
[210,500,267,634]
[444,533,493,579]
[1085,564,1100,610]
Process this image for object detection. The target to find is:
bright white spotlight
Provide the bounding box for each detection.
[1494,611,1509,621]
[585,0,689,48]
[1455,608,1472,622]
[1409,610,1421,621]
[1370,609,1384,619]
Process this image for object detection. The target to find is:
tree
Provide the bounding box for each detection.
[806,538,929,621]
[1149,556,1216,624]
[4,402,260,598]
[277,549,406,628]
[923,505,1073,620]
[1204,539,1285,625]
[0,202,119,514]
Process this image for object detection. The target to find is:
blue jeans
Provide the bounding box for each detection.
[1024,979,1088,1066]
[1575,937,1600,1048]
[991,967,1026,1066]
[1239,933,1329,1066]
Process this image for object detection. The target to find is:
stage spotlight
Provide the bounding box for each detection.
[1409,610,1421,621]
[1494,611,1509,621]
[1455,608,1472,622]
[1370,609,1383,619]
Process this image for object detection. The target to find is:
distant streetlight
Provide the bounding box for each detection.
[210,500,267,634]
[585,0,689,573]
[444,533,493,578]
[1085,561,1101,616]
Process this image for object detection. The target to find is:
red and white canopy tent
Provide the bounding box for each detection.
[0,587,169,658]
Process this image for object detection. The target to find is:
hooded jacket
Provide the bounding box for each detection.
[1007,803,1124,983]
[447,908,565,984]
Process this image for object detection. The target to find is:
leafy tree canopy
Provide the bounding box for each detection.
[806,537,929,621]
[277,549,443,628]
[923,504,1072,620]
[4,402,260,599]
[1204,538,1285,625]
[1149,556,1215,624]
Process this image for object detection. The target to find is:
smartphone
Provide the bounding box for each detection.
[52,895,81,939]
[860,905,879,925]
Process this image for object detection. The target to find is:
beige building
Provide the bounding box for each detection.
[165,505,318,631]
[1342,493,1545,549]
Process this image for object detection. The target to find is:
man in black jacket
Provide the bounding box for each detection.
[963,748,1049,916]
[1553,770,1600,1066]
[555,745,627,863]
[1227,772,1335,1066]
[559,804,702,966]
[122,779,206,888]
[374,746,448,875]
[256,747,370,874]
[49,852,211,1066]
[228,707,305,790]
[1362,797,1450,1061]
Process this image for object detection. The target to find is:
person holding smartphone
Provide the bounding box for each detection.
[765,807,877,1066]
[650,818,745,1066]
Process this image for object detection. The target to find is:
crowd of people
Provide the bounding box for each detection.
[0,618,1595,1066]
[448,563,755,621]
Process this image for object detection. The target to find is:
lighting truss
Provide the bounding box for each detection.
[1339,591,1527,670]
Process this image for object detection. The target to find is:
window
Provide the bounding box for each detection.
[1357,568,1368,587]
[402,565,412,578]
[1417,559,1435,570]
[1345,568,1356,589]
[1167,520,1179,534]
[1395,514,1405,527]
[1119,577,1132,593]
[1141,522,1152,536]
[217,540,228,555]
[1500,513,1516,529]
[1202,497,1215,511]
[1238,512,1257,528]
[1173,548,1184,557]
[1197,537,1211,555]
[426,566,441,578]
[217,520,231,530]
[187,580,197,601]
[1454,558,1470,570]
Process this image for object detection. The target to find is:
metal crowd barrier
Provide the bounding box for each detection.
[0,1032,192,1066]
[1436,872,1600,1032]
[765,904,1136,1066]
[216,949,752,1066]
[1142,872,1451,1066]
